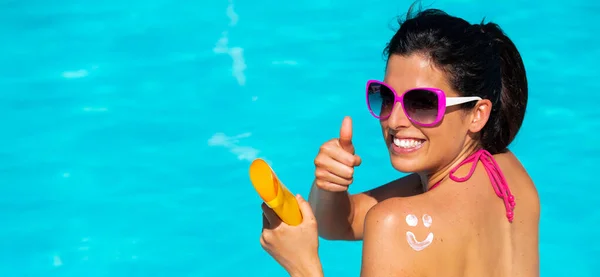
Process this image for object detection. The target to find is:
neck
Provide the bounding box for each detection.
[419,143,481,192]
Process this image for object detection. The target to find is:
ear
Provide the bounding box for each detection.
[468,99,492,133]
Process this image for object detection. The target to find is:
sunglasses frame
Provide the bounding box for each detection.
[366,80,482,127]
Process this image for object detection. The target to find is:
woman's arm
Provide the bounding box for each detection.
[289,261,324,277]
[308,182,355,240]
[309,173,422,241]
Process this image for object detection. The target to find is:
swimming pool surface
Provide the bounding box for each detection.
[1,0,599,276]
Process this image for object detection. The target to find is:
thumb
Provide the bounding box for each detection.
[296,194,315,221]
[339,116,354,153]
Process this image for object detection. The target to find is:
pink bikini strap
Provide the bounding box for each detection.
[429,149,516,222]
[448,149,516,222]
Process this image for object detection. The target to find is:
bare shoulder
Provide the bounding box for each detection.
[364,193,458,241]
[360,195,460,276]
[354,172,422,202]
[347,173,423,241]
[492,152,539,199]
[494,151,541,220]
[493,151,532,179]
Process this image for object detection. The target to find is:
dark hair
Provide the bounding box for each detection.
[384,6,528,154]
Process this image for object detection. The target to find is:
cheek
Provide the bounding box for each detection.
[380,120,388,135]
[426,117,468,150]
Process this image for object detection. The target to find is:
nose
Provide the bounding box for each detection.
[386,101,412,130]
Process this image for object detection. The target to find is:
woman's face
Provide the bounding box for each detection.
[381,54,491,174]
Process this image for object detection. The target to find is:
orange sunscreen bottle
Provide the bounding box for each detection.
[249,158,302,226]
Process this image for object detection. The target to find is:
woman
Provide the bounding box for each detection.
[259,7,540,277]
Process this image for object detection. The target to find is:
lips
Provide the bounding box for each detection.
[388,135,426,154]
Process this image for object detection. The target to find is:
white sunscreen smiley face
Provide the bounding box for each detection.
[405,213,434,251]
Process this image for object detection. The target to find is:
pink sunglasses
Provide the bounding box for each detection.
[366,80,482,127]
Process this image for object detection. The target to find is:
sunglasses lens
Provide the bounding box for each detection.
[367,82,395,118]
[403,89,440,125]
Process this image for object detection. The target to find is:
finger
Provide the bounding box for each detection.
[320,145,356,167]
[354,154,362,167]
[296,194,316,221]
[316,155,354,179]
[315,167,353,186]
[315,180,349,192]
[261,202,282,228]
[339,116,354,154]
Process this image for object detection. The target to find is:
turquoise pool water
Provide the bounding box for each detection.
[1,0,599,276]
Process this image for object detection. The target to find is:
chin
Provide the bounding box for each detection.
[389,155,425,173]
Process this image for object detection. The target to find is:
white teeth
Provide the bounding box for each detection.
[393,138,424,148]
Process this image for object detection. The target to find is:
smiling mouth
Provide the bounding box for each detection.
[388,135,426,154]
[406,231,434,251]
[392,137,425,149]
